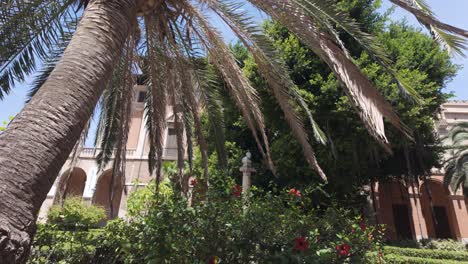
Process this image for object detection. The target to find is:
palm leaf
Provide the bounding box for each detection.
[184,1,276,174]
[0,0,78,99]
[390,0,467,57]
[248,0,412,152]
[206,0,327,180]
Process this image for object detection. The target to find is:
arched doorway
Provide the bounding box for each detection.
[92,170,123,219]
[56,167,87,202]
[378,181,414,240]
[420,180,459,239]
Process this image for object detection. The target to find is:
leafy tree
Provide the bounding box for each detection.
[0,0,466,261]
[221,2,457,199]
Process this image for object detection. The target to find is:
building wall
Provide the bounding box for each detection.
[375,101,468,243]
[38,85,178,222]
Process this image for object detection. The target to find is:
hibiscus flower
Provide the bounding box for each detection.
[288,188,301,197]
[336,243,351,257]
[190,178,198,186]
[231,184,242,197]
[293,237,309,251]
[359,220,367,231]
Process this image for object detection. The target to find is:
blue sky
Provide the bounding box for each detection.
[1,0,467,125]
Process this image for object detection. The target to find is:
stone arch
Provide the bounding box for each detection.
[92,170,123,219]
[55,167,87,202]
[420,180,460,239]
[378,181,414,240]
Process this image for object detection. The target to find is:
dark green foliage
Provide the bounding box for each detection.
[383,246,468,261]
[214,0,457,199]
[365,252,468,264]
[98,180,384,263]
[28,226,104,264]
[365,246,468,264]
[31,182,384,263]
[46,197,106,230]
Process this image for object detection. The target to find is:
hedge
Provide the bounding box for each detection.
[365,253,468,264]
[384,246,468,261]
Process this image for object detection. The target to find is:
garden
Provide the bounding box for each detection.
[1,0,468,263]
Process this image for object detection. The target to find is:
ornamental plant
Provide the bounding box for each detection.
[47,197,106,230]
[96,178,384,263]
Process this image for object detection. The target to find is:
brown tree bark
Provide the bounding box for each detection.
[0,0,136,262]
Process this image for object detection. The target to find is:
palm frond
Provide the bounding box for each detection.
[206,0,327,180]
[144,14,168,183]
[167,18,210,184]
[0,0,78,99]
[390,0,467,57]
[444,122,468,196]
[249,0,412,152]
[184,1,276,174]
[291,0,421,100]
[27,21,77,102]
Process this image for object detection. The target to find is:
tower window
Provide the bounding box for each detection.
[137,91,146,103]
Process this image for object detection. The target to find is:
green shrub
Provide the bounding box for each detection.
[114,181,384,263]
[421,239,468,252]
[32,181,385,263]
[384,246,468,261]
[389,239,467,252]
[47,197,106,230]
[365,252,468,264]
[29,224,103,264]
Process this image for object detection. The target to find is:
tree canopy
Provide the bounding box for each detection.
[207,1,457,197]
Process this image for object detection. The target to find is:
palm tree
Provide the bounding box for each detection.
[443,122,468,197]
[0,0,467,262]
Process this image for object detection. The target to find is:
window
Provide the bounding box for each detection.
[166,128,177,148]
[137,91,146,103]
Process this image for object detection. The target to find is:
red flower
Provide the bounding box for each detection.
[231,184,242,197]
[378,251,384,258]
[293,237,309,251]
[336,243,351,257]
[190,178,198,186]
[288,188,301,197]
[359,220,367,231]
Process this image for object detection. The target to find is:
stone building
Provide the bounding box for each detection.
[38,85,180,221]
[374,100,468,243]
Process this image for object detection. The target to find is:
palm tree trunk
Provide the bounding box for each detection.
[0,0,136,262]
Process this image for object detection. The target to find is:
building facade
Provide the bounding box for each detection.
[374,101,468,243]
[38,85,180,221]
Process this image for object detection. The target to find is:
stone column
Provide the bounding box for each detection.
[408,187,429,241]
[239,151,255,207]
[449,189,468,243]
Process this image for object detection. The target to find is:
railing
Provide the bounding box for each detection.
[79,148,136,158]
[78,147,178,160]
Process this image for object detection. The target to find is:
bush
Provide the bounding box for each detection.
[32,181,384,263]
[111,181,384,263]
[384,246,468,261]
[47,197,106,230]
[365,252,468,264]
[421,239,468,252]
[29,224,103,264]
[388,239,468,252]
